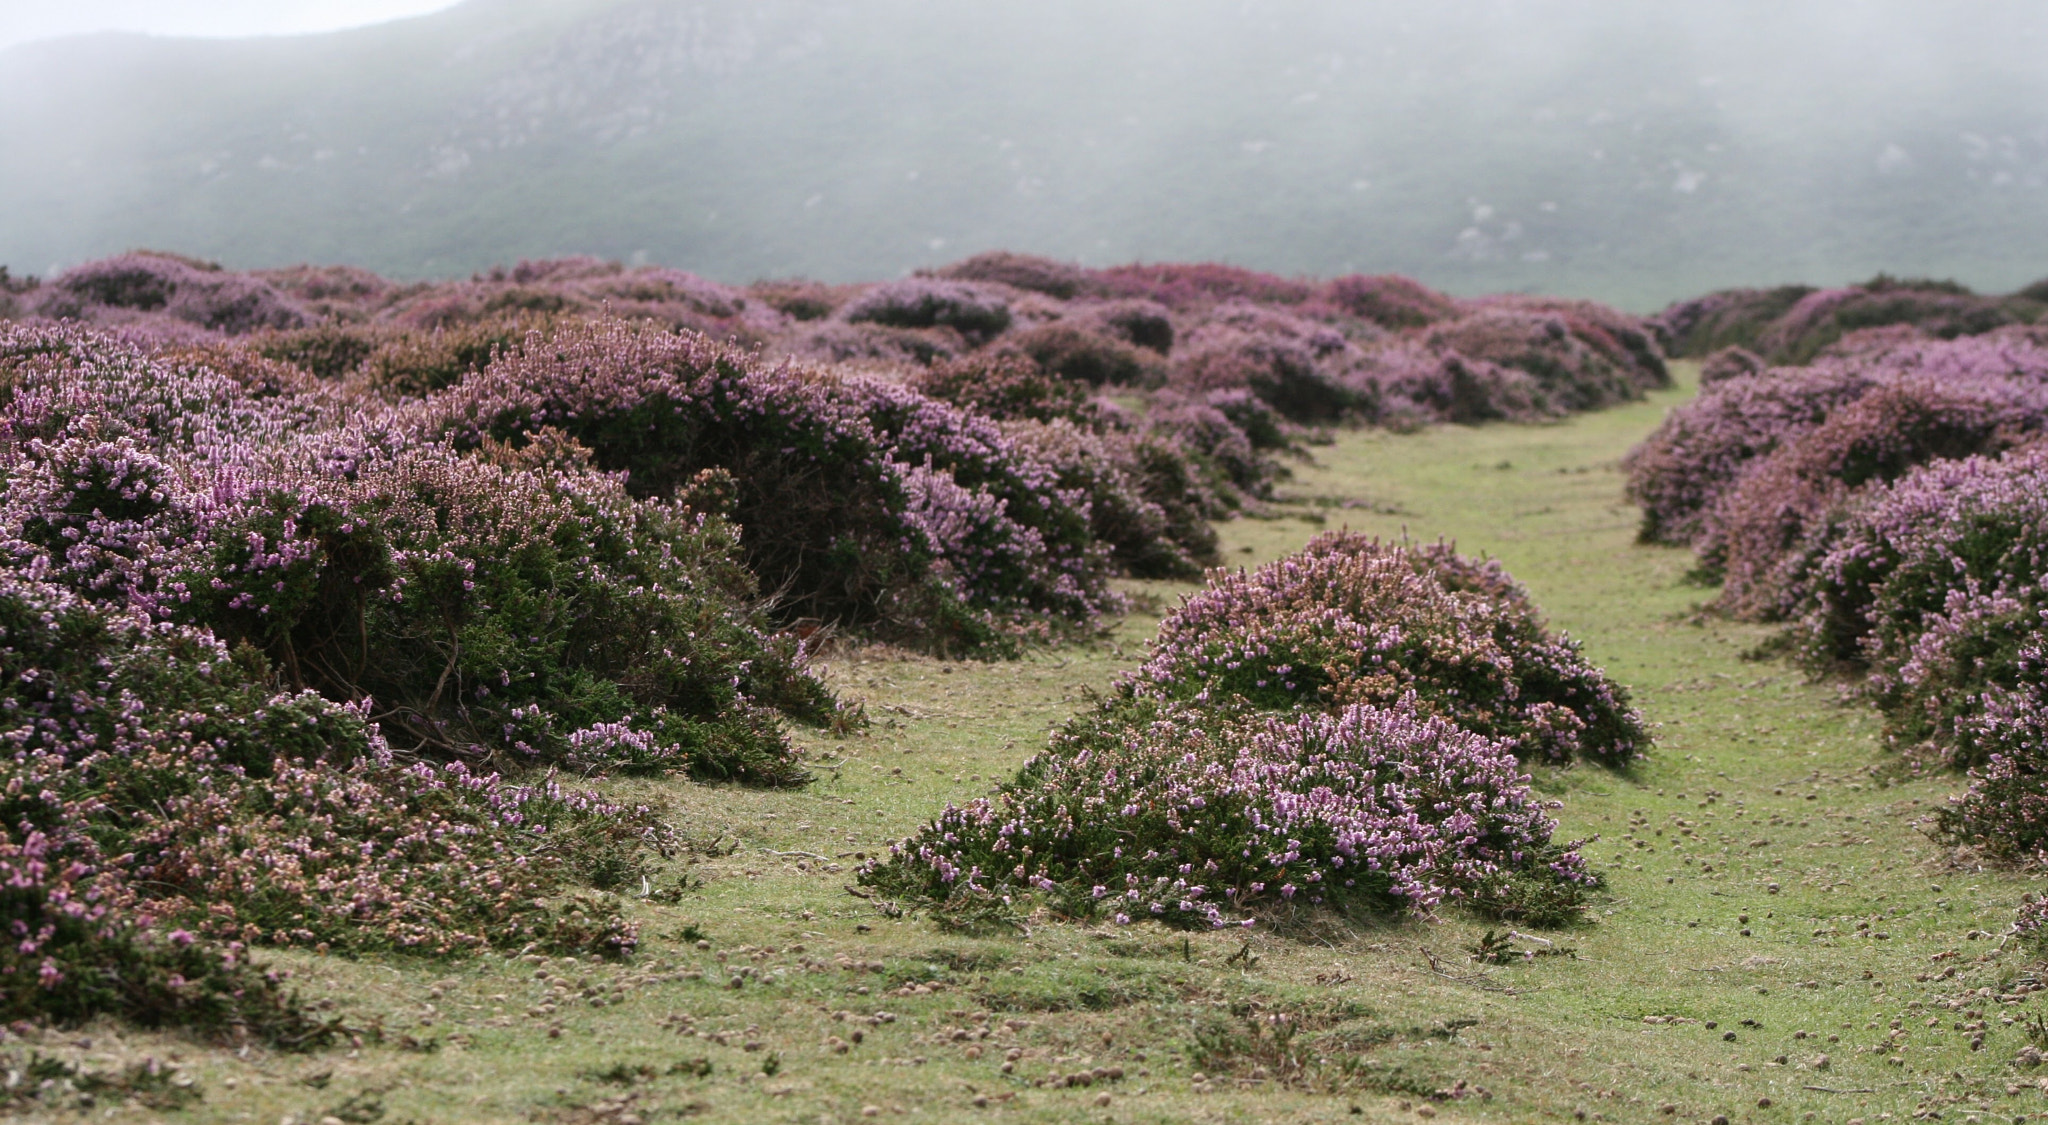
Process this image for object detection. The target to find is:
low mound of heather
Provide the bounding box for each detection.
[861,698,1594,929]
[1124,534,1648,766]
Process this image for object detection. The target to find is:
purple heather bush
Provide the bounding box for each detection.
[907,351,1095,425]
[1655,277,2039,364]
[1626,366,1884,546]
[1312,274,1460,331]
[1756,278,2021,365]
[1004,321,1163,387]
[934,252,1094,300]
[1145,391,1283,502]
[861,697,1594,929]
[418,317,1116,654]
[1345,339,1543,427]
[1699,345,1767,386]
[33,253,309,337]
[1424,304,1668,414]
[1650,285,1821,358]
[840,278,1013,340]
[1702,376,2048,616]
[0,325,838,782]
[1170,320,1360,424]
[1095,262,1316,310]
[0,566,664,1040]
[1792,447,2048,764]
[1003,418,1222,580]
[1085,299,1177,354]
[1125,533,1647,766]
[1935,616,2048,863]
[790,320,967,367]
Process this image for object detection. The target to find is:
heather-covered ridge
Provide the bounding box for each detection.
[1652,274,2048,366]
[11,249,1669,434]
[1623,318,2048,942]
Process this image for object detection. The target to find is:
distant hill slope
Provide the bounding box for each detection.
[2,0,2046,309]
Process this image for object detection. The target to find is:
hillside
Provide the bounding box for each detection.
[3,0,2048,307]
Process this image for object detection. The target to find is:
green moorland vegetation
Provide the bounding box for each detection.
[13,362,2042,1125]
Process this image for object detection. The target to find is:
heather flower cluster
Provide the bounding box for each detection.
[861,698,1593,929]
[863,536,1630,929]
[1125,533,1648,766]
[1792,448,2048,762]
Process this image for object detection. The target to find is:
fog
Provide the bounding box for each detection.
[2,0,2044,307]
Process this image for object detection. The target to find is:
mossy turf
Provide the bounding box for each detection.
[17,363,2044,1124]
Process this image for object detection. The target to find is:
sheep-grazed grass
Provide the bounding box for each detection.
[44,361,2044,1124]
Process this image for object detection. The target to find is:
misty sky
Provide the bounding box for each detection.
[0,0,462,51]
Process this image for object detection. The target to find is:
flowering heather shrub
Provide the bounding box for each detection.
[1627,331,2048,554]
[420,318,1116,653]
[1086,299,1176,353]
[1006,321,1162,387]
[254,263,394,311]
[0,570,655,1037]
[1096,263,1315,310]
[1623,366,1881,545]
[1344,339,1542,427]
[935,252,1094,300]
[4,322,847,761]
[861,697,1593,928]
[1171,323,1358,423]
[355,317,547,396]
[1146,393,1280,502]
[1757,278,2018,365]
[1656,278,2031,364]
[33,253,309,336]
[792,321,965,367]
[748,279,839,322]
[1651,285,1818,358]
[835,376,1111,622]
[1933,618,2048,862]
[187,451,834,780]
[907,352,1094,425]
[1699,345,1767,386]
[840,278,1012,340]
[1702,377,2048,614]
[1002,418,1218,580]
[1126,534,1648,766]
[249,322,385,381]
[1314,274,1458,330]
[1426,306,1664,414]
[1793,448,2048,765]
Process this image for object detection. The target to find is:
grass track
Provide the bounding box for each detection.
[29,365,2044,1124]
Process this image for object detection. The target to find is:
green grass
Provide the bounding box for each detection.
[20,364,2046,1124]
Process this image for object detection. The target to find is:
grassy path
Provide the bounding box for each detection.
[59,369,2043,1124]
